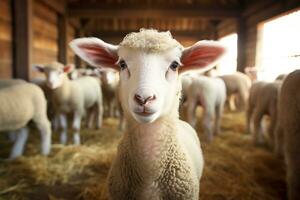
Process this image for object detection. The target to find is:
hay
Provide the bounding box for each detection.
[0,112,286,200]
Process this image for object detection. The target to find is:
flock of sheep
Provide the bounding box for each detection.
[0,29,299,200]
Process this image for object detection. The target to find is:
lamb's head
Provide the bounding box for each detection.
[70,29,225,123]
[35,62,74,89]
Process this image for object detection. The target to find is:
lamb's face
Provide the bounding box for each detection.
[35,63,74,89]
[118,47,182,123]
[70,29,226,124]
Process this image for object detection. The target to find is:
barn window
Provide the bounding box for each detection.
[217,33,237,75]
[256,9,300,81]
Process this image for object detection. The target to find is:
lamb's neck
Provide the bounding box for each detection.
[52,76,72,102]
[125,116,178,169]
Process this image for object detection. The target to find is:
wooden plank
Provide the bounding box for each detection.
[57,14,67,64]
[243,0,276,17]
[0,61,12,78]
[12,0,32,80]
[91,30,207,39]
[33,35,58,51]
[0,20,12,41]
[33,17,58,39]
[38,0,65,14]
[68,7,240,19]
[0,41,12,60]
[0,0,11,22]
[34,1,57,25]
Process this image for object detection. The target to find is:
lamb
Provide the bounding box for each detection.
[70,29,225,199]
[275,70,300,200]
[179,75,194,120]
[35,62,103,145]
[186,76,226,142]
[246,80,282,146]
[99,69,120,117]
[0,82,51,159]
[275,73,287,81]
[220,72,252,111]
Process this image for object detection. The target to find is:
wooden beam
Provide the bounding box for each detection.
[89,30,207,39]
[236,18,247,73]
[12,0,33,80]
[38,0,65,14]
[68,7,240,19]
[57,14,67,64]
[74,29,83,68]
[243,0,276,17]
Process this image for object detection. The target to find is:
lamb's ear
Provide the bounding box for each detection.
[70,37,119,71]
[179,41,226,74]
[64,64,75,73]
[33,64,45,73]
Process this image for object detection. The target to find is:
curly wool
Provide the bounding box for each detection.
[119,29,183,53]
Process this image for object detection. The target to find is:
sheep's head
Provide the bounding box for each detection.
[70,29,225,123]
[34,62,74,89]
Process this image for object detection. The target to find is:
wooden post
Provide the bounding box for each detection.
[74,28,83,68]
[12,0,33,80]
[57,14,67,64]
[237,18,247,73]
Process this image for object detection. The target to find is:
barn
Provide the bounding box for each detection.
[0,0,300,199]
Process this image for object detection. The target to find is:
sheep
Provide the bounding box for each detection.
[220,72,252,111]
[0,79,27,142]
[0,79,26,88]
[99,69,120,118]
[246,80,282,146]
[275,70,300,200]
[35,62,103,145]
[68,67,101,80]
[275,73,287,81]
[70,29,226,199]
[186,76,226,142]
[179,75,194,121]
[0,82,51,159]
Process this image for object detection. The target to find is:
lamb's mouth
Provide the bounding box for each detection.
[134,111,155,117]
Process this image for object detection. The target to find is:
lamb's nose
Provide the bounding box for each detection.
[134,94,156,106]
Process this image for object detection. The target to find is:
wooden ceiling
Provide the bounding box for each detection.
[66,0,260,41]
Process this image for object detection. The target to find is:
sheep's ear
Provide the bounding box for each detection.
[33,64,45,73]
[180,41,226,74]
[70,37,119,71]
[64,64,75,73]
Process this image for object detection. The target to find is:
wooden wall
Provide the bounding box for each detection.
[0,0,12,78]
[67,24,75,64]
[216,1,300,71]
[31,1,58,78]
[217,19,237,39]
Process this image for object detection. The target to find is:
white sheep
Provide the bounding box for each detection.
[246,80,282,146]
[0,81,51,159]
[70,29,225,199]
[276,70,300,200]
[35,62,103,145]
[99,69,120,118]
[186,76,226,142]
[179,74,194,120]
[220,72,252,111]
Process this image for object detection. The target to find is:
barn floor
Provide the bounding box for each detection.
[0,111,286,200]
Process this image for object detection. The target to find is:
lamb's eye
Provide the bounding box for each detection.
[119,60,128,70]
[169,61,180,71]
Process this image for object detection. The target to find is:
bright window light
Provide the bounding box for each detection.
[217,33,237,75]
[257,9,300,81]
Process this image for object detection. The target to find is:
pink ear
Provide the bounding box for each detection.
[70,37,119,71]
[64,64,75,73]
[180,41,226,74]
